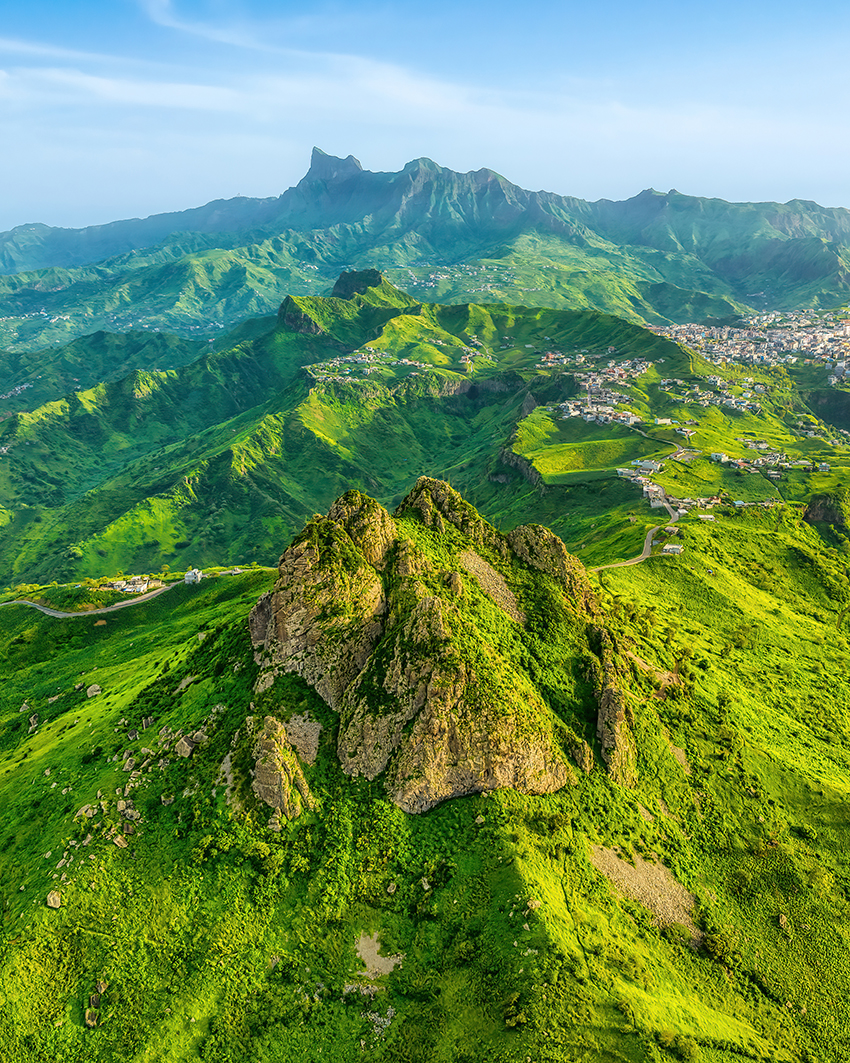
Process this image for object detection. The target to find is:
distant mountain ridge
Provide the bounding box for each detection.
[4,148,850,354]
[6,147,850,283]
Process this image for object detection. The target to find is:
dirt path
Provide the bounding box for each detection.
[0,582,177,619]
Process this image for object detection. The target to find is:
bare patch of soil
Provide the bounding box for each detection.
[458,549,524,623]
[356,933,404,979]
[668,740,691,774]
[590,845,701,943]
[625,650,677,700]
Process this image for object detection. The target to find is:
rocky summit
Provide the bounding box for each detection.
[249,477,633,812]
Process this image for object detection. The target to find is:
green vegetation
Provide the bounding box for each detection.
[9,149,850,357]
[0,486,849,1061]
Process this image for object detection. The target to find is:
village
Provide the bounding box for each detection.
[647,308,850,382]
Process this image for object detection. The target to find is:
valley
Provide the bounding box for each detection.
[1,166,850,1063]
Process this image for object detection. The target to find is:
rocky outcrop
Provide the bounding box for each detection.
[331,268,384,299]
[249,494,389,710]
[277,294,324,335]
[250,479,613,812]
[498,446,544,488]
[252,716,314,824]
[804,489,850,526]
[396,477,508,558]
[507,523,598,616]
[590,628,637,788]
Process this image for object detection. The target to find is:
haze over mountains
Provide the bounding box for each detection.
[4,148,850,354]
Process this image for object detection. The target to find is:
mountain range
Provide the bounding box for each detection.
[3,148,850,353]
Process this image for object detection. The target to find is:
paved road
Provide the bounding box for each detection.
[0,582,177,619]
[590,500,680,573]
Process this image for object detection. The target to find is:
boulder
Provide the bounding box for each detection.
[46,890,62,909]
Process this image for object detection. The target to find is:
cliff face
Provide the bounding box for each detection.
[805,489,850,526]
[249,478,626,811]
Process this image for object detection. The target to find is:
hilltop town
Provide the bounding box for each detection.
[649,308,850,380]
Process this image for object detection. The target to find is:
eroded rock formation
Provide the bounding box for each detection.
[249,478,615,811]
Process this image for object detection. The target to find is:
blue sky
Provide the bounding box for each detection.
[2,0,850,229]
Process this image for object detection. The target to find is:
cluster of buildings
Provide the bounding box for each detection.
[101,576,162,594]
[658,377,763,415]
[648,310,850,380]
[306,348,432,383]
[0,381,33,402]
[536,355,654,424]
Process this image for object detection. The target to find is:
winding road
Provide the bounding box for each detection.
[0,582,177,619]
[590,499,680,573]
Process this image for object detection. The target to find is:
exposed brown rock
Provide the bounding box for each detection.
[278,294,324,335]
[249,512,387,710]
[252,716,314,822]
[591,628,637,788]
[250,481,591,812]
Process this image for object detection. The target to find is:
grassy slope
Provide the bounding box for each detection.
[1,276,848,589]
[0,498,847,1060]
[0,294,680,586]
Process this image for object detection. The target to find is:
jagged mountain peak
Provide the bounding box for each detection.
[304,146,364,183]
[249,481,634,812]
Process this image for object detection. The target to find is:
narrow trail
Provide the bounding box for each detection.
[0,582,177,619]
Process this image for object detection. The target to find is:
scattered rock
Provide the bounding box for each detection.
[28,713,39,732]
[386,882,397,895]
[46,891,62,909]
[86,685,102,698]
[458,549,523,622]
[84,1009,98,1028]
[356,932,404,979]
[113,835,128,849]
[590,845,700,944]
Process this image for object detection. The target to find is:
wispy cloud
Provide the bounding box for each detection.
[139,0,292,54]
[0,35,124,64]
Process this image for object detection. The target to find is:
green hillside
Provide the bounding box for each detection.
[10,149,850,356]
[0,482,848,1061]
[2,270,848,590]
